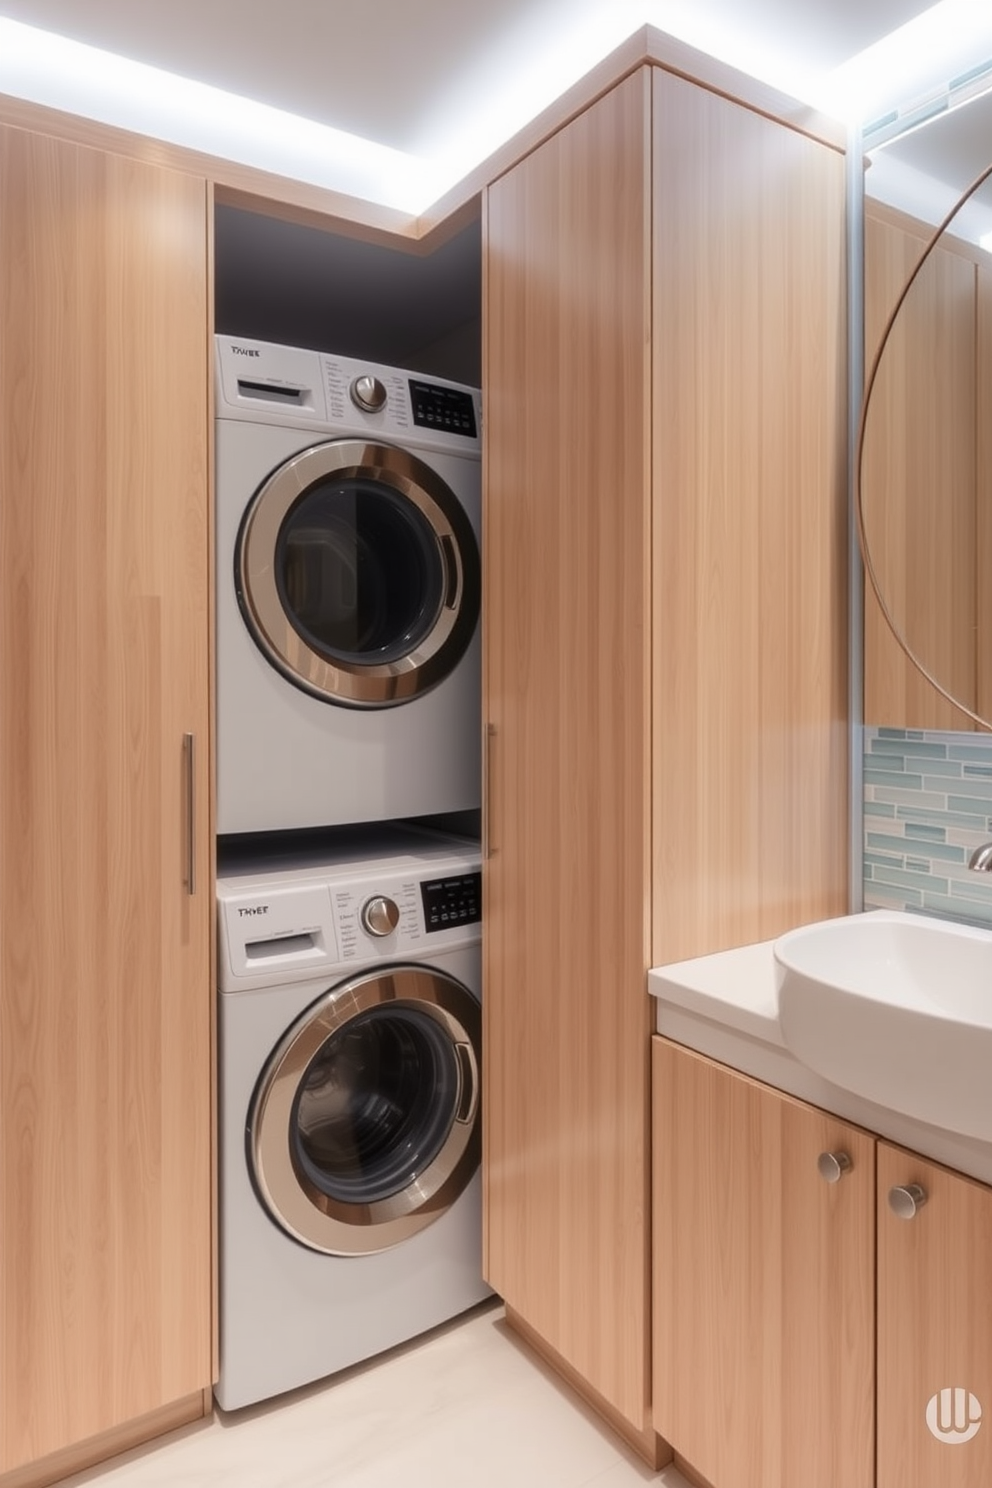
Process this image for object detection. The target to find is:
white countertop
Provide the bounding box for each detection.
[648,935,992,1187]
[648,939,784,1047]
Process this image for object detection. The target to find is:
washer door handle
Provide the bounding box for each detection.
[455,1041,479,1125]
[441,533,461,610]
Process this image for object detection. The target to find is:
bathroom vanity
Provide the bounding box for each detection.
[650,925,992,1488]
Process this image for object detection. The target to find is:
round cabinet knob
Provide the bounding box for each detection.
[350,374,387,413]
[889,1183,928,1220]
[361,895,400,938]
[817,1151,852,1183]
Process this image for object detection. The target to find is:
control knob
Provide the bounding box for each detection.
[361,895,400,937]
[350,374,387,413]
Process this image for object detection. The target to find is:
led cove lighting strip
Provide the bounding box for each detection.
[3,2,992,213]
[0,17,440,213]
[822,0,992,123]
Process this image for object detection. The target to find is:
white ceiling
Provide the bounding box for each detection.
[1,1,989,213]
[0,0,934,153]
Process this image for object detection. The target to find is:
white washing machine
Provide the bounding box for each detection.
[216,827,490,1411]
[215,336,482,835]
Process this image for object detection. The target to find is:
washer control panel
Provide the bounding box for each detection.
[409,380,478,438]
[420,872,481,933]
[218,844,481,984]
[331,875,424,959]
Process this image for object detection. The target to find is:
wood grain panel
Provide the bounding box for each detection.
[651,71,848,963]
[483,69,655,1437]
[503,1306,671,1469]
[877,1142,992,1488]
[0,1393,207,1488]
[653,1039,875,1488]
[0,126,212,1472]
[862,205,978,729]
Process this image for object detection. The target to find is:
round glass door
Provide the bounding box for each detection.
[249,966,481,1256]
[236,439,480,708]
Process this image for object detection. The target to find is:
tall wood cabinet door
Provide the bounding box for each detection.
[651,69,848,962]
[0,127,212,1474]
[483,69,654,1436]
[877,1142,992,1488]
[862,206,978,729]
[653,1040,875,1488]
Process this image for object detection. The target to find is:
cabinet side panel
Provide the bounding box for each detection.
[483,70,653,1430]
[653,1039,875,1488]
[862,206,977,729]
[877,1143,992,1488]
[652,72,848,961]
[0,127,212,1470]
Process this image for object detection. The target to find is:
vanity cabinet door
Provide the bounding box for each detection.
[652,1039,875,1488]
[877,1143,992,1488]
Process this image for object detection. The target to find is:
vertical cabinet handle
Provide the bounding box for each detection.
[483,722,497,860]
[183,732,196,896]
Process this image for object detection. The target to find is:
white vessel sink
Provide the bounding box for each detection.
[773,911,992,1141]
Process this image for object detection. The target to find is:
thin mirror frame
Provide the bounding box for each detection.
[856,144,992,732]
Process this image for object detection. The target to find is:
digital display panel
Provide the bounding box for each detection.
[409,380,478,438]
[420,871,482,932]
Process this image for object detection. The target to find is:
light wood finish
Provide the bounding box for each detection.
[877,1142,992,1488]
[653,1040,875,1488]
[205,180,221,1391]
[651,71,849,962]
[0,1393,208,1488]
[484,61,848,1449]
[483,69,655,1435]
[503,1307,672,1470]
[673,1457,718,1488]
[862,204,978,729]
[0,126,212,1472]
[977,261,992,721]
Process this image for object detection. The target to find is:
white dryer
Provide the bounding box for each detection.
[215,336,482,835]
[215,827,490,1411]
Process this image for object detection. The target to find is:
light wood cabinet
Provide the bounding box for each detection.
[0,126,213,1484]
[483,61,847,1455]
[483,68,655,1453]
[653,1038,992,1488]
[653,1038,875,1488]
[877,1143,992,1488]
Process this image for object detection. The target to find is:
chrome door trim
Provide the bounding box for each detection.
[236,439,480,708]
[248,964,481,1256]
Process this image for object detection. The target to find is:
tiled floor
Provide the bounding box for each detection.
[61,1303,689,1488]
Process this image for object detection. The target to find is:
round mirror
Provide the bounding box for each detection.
[859,91,992,731]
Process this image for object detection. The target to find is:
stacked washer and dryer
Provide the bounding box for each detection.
[214,336,490,1411]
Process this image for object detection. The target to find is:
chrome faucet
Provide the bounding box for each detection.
[968,842,992,871]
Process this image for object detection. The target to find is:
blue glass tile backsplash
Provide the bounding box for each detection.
[863,727,992,927]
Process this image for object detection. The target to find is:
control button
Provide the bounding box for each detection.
[350,375,387,413]
[361,895,400,937]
